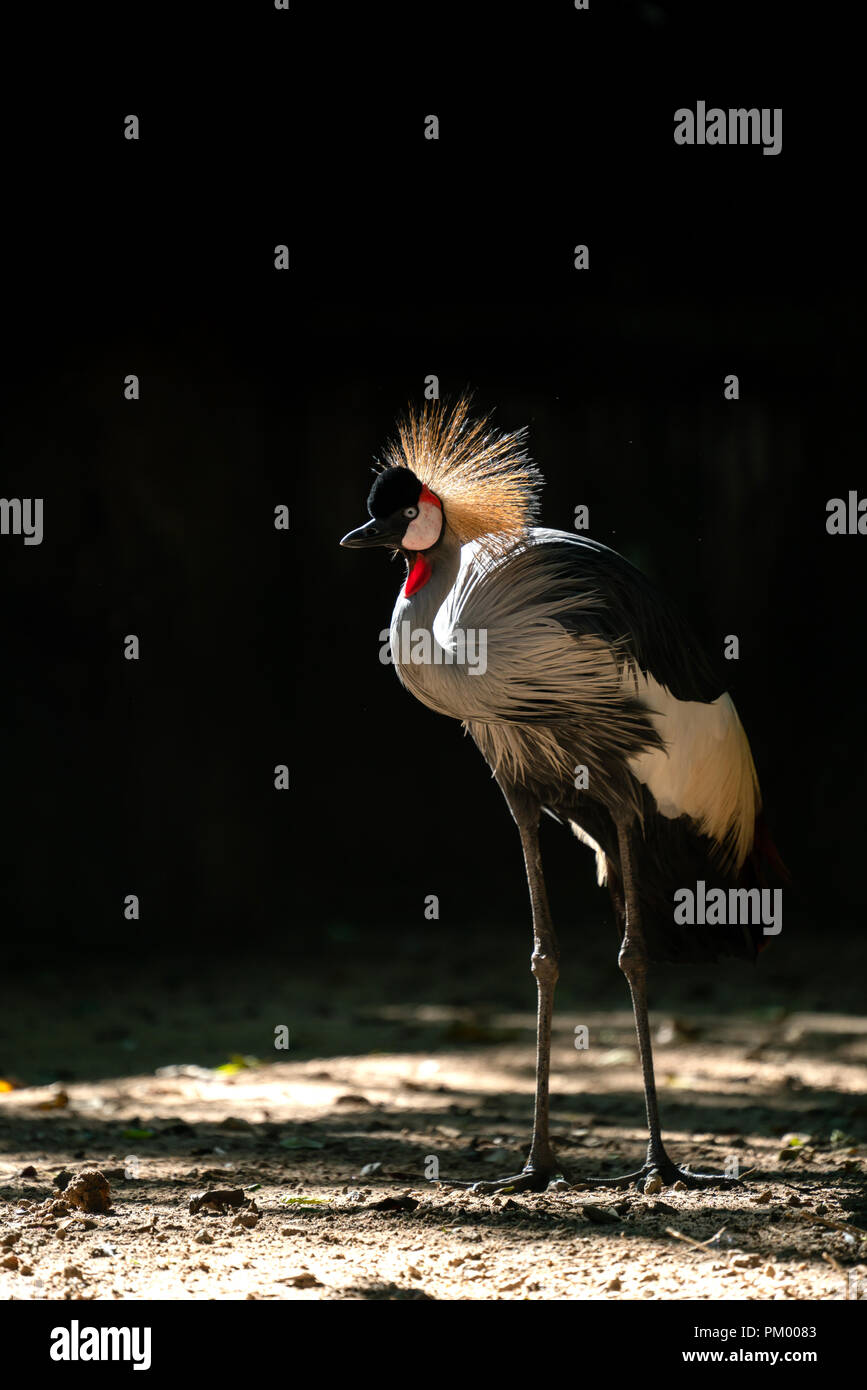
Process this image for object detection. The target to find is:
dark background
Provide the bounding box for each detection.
[1,5,863,1042]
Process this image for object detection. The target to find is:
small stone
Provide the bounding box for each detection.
[1,1253,19,1270]
[606,1276,622,1291]
[369,1195,418,1212]
[672,1180,688,1192]
[765,1265,776,1278]
[285,1271,322,1288]
[58,1216,98,1233]
[63,1170,111,1214]
[580,1205,620,1225]
[188,1188,245,1216]
[643,1172,663,1195]
[360,1163,383,1177]
[18,1165,37,1178]
[193,1229,214,1244]
[752,1189,773,1204]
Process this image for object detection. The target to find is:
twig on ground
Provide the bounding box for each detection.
[665,1225,727,1250]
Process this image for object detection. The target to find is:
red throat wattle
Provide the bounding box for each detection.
[405,554,432,596]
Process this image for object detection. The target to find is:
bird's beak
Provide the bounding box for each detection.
[339,518,403,549]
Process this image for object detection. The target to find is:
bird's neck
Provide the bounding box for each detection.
[393,526,463,629]
[389,528,467,708]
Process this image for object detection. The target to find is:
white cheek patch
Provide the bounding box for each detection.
[403,498,442,550]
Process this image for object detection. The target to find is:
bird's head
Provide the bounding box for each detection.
[339,466,444,554]
[340,466,444,597]
[340,397,543,594]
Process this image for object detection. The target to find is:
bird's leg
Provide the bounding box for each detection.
[583,815,739,1193]
[439,786,564,1195]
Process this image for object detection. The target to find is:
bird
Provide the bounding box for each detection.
[340,397,783,1194]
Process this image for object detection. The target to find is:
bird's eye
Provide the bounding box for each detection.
[403,506,419,519]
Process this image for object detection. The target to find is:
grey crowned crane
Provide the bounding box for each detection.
[341,399,781,1194]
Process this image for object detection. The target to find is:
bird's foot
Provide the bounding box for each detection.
[437,1163,564,1195]
[578,1154,740,1193]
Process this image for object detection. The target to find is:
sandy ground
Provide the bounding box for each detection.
[1,929,866,1302]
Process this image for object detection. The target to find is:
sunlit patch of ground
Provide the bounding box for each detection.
[1,932,865,1299]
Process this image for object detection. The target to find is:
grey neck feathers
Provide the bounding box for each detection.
[392,526,462,631]
[389,527,468,712]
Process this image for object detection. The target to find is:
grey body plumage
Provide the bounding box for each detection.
[392,525,760,960]
[393,526,663,812]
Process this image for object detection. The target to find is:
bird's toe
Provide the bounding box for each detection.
[577,1159,742,1193]
[436,1166,562,1195]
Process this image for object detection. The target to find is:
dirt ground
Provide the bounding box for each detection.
[1,924,865,1302]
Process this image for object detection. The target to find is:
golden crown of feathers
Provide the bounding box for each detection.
[378,397,544,547]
